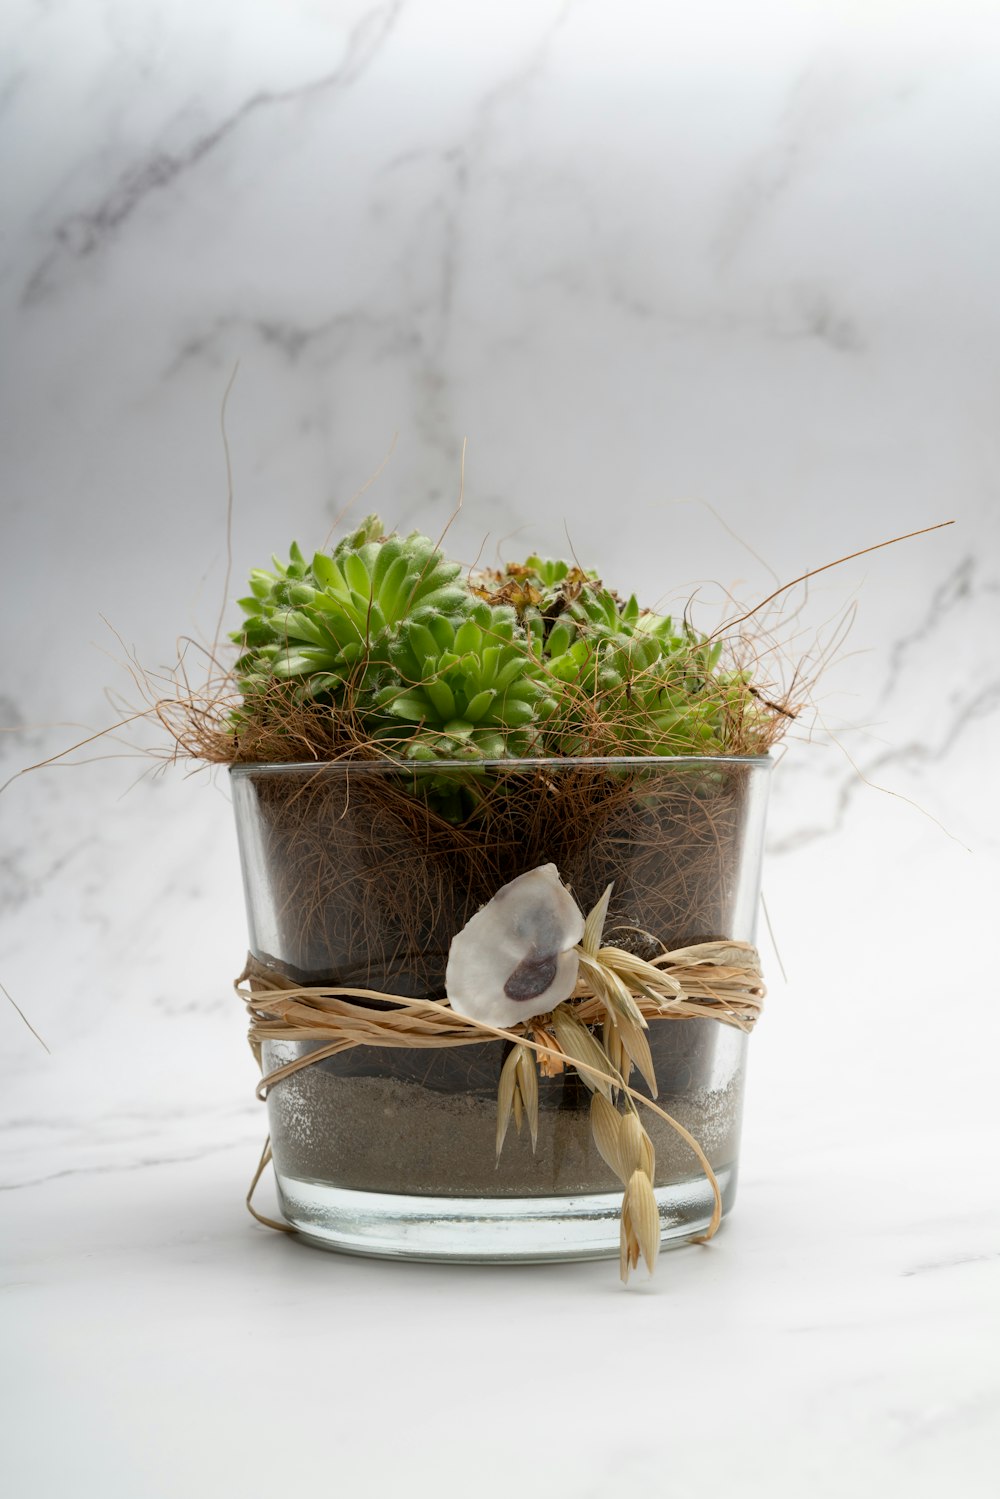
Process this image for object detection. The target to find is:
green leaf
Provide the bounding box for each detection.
[343,551,373,599]
[366,602,387,638]
[475,731,506,758]
[342,588,369,622]
[311,552,340,589]
[454,618,482,654]
[298,672,343,700]
[405,622,440,670]
[492,656,530,692]
[383,693,430,721]
[426,613,457,652]
[498,698,535,727]
[424,678,457,720]
[546,620,573,657]
[442,719,475,740]
[233,618,275,649]
[405,741,439,761]
[379,553,411,622]
[371,537,403,591]
[479,645,502,682]
[271,651,322,680]
[305,589,353,621]
[464,688,497,722]
[281,611,328,647]
[548,655,580,684]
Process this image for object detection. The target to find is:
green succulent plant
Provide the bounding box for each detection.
[231,517,468,706]
[228,522,770,779]
[374,604,556,760]
[497,558,759,756]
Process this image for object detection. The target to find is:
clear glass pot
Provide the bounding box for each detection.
[230,755,771,1261]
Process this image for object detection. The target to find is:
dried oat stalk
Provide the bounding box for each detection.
[492,881,669,1282]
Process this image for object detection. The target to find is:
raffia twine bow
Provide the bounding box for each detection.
[235,919,765,1282]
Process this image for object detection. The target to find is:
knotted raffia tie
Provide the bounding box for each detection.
[235,935,765,1273]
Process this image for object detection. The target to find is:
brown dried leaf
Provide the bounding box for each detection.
[634,977,683,1010]
[600,963,648,1029]
[590,1092,625,1181]
[534,1026,567,1078]
[582,883,614,957]
[549,1007,614,1099]
[600,947,666,981]
[618,1112,646,1177]
[664,941,759,972]
[639,1124,655,1181]
[602,1017,632,1089]
[577,951,609,1001]
[601,949,685,1005]
[615,1009,658,1098]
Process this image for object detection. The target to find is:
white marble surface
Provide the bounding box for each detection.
[2,4,999,1495]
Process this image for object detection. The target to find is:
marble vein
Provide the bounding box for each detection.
[767,673,999,855]
[0,1135,258,1194]
[901,1250,1000,1278]
[714,53,930,268]
[21,1,405,306]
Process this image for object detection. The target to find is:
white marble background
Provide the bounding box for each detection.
[2,3,999,1495]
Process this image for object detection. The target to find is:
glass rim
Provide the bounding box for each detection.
[230,753,773,779]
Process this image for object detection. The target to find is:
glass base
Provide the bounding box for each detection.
[273,1163,739,1262]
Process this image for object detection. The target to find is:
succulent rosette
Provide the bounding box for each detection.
[373,604,557,760]
[231,516,468,706]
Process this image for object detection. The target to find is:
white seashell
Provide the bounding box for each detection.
[445,863,586,1028]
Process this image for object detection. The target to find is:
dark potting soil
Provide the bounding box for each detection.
[240,759,755,996]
